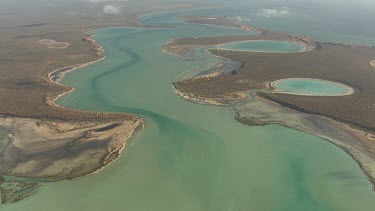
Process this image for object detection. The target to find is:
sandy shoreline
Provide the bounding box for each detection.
[45,32,143,173]
[0,29,146,203]
[270,78,355,96]
[58,30,147,165]
[45,32,123,116]
[173,85,227,106]
[46,56,106,109]
[0,28,145,204]
[80,119,144,179]
[0,24,151,203]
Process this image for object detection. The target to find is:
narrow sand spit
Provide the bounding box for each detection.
[173,85,227,106]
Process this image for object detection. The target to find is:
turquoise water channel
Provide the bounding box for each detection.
[273,78,353,96]
[3,11,375,211]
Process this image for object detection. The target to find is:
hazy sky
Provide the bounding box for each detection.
[0,0,374,45]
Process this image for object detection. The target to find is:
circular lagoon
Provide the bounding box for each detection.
[219,40,307,53]
[272,78,354,96]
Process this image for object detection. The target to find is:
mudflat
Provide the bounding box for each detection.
[0,115,142,203]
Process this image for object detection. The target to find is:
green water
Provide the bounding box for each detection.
[220,40,305,53]
[273,78,353,96]
[4,11,375,211]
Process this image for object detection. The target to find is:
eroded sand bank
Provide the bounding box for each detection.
[0,115,142,203]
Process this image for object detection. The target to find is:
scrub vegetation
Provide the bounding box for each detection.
[171,17,375,132]
[0,0,193,203]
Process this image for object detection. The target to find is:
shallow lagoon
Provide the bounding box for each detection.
[3,10,375,211]
[273,78,354,96]
[220,40,306,53]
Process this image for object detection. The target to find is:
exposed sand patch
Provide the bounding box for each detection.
[173,85,227,106]
[195,70,224,79]
[0,29,143,204]
[0,116,142,179]
[0,116,142,203]
[371,60,375,69]
[173,84,248,106]
[38,39,71,49]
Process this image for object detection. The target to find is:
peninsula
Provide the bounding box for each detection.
[169,16,375,187]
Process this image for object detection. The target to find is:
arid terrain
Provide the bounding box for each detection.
[170,18,375,132]
[0,116,142,203]
[174,44,375,131]
[168,16,375,189]
[2,1,375,206]
[0,0,201,204]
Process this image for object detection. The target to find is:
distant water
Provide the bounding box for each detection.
[198,0,375,46]
[273,78,353,96]
[220,40,305,53]
[3,9,375,211]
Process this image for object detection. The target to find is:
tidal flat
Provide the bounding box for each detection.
[0,116,142,204]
